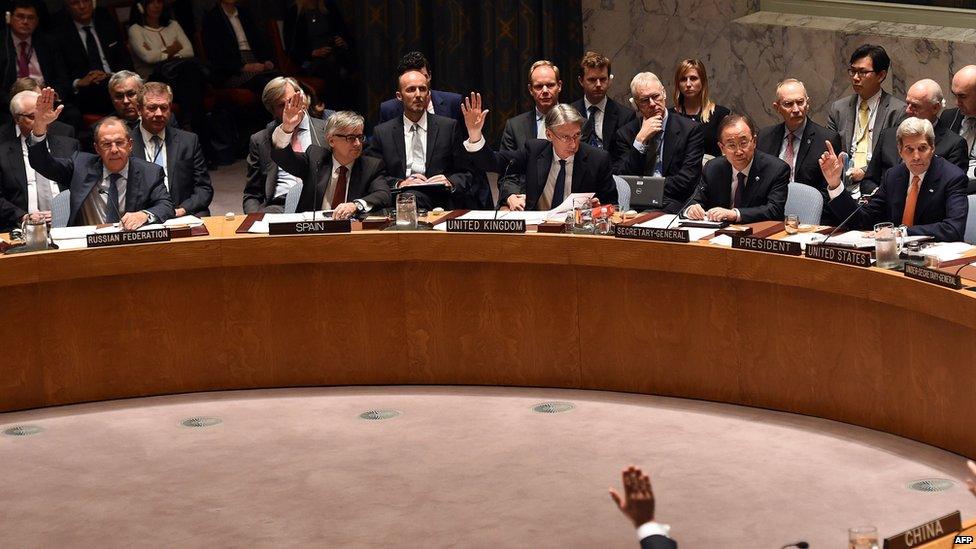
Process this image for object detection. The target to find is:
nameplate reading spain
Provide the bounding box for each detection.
[903,263,962,289]
[445,218,526,233]
[613,226,689,243]
[884,510,961,549]
[86,228,171,248]
[732,235,801,256]
[269,220,351,235]
[805,244,871,267]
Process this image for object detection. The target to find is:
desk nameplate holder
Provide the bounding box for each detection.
[613,225,690,243]
[269,220,351,235]
[87,228,171,248]
[445,218,526,234]
[904,263,963,289]
[805,243,872,267]
[884,510,961,549]
[732,235,801,256]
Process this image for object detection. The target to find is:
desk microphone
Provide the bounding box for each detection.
[666,179,706,229]
[820,185,878,246]
[780,542,809,549]
[494,158,516,220]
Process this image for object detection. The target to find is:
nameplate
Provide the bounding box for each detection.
[884,511,961,549]
[732,235,801,256]
[269,220,351,235]
[86,228,170,248]
[613,225,690,243]
[805,244,872,267]
[904,263,963,289]
[445,218,526,233]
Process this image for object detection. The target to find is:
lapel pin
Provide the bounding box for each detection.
[928,188,934,193]
[755,176,760,181]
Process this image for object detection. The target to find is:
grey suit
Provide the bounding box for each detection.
[131,126,213,217]
[244,114,330,213]
[826,90,906,182]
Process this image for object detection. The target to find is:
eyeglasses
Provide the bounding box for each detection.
[12,13,37,21]
[111,90,138,101]
[778,98,807,109]
[333,133,366,144]
[548,130,581,143]
[847,68,876,78]
[721,139,754,152]
[97,139,130,150]
[634,92,665,105]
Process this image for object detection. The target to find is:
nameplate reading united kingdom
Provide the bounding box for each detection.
[86,228,171,248]
[269,220,351,235]
[883,510,961,549]
[445,218,526,233]
[613,225,689,243]
[732,235,801,256]
[805,244,872,267]
[903,263,963,289]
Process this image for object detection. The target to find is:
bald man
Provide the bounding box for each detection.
[940,64,976,182]
[861,78,968,195]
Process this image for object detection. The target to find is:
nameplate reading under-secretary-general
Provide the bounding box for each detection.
[86,228,171,248]
[445,218,526,233]
[883,510,961,549]
[903,263,963,289]
[732,235,801,256]
[269,220,351,235]
[613,225,690,243]
[805,244,872,267]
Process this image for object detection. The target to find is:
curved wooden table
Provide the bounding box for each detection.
[2,216,974,458]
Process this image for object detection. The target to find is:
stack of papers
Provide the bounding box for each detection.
[819,230,930,249]
[248,212,328,234]
[917,242,975,262]
[164,215,205,227]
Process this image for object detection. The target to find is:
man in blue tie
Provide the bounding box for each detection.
[571,51,634,159]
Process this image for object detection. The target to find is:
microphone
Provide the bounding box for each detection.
[666,179,706,229]
[781,542,809,549]
[819,185,875,246]
[494,157,517,220]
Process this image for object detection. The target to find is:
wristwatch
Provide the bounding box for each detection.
[142,210,157,224]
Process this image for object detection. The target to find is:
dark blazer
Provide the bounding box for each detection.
[939,107,966,133]
[641,534,678,549]
[860,119,968,195]
[379,90,464,124]
[467,139,616,210]
[670,103,730,158]
[244,115,329,213]
[365,113,473,209]
[611,113,704,212]
[572,97,635,159]
[689,150,790,223]
[499,109,539,151]
[271,143,391,213]
[0,128,79,230]
[201,3,274,84]
[0,32,71,106]
[827,155,968,242]
[53,8,133,81]
[826,90,906,158]
[131,126,213,216]
[28,138,174,226]
[757,118,841,204]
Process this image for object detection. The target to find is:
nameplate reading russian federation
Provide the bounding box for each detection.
[445,218,526,233]
[86,228,170,248]
[732,235,801,256]
[269,220,351,235]
[613,225,689,243]
[805,244,872,267]
[884,511,961,549]
[903,263,963,289]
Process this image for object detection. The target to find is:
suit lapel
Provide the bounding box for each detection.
[872,92,890,142]
[393,117,407,174]
[164,130,178,196]
[124,161,140,212]
[571,148,585,192]
[914,161,940,221]
[425,116,440,169]
[662,116,681,174]
[846,95,859,142]
[717,159,733,208]
[795,121,816,168]
[349,156,364,199]
[74,158,102,221]
[523,111,538,141]
[890,166,910,223]
[602,101,617,145]
[535,145,553,203]
[5,139,27,195]
[317,149,333,205]
[131,129,146,160]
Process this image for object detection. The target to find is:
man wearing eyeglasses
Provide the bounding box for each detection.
[826,44,906,196]
[611,71,703,212]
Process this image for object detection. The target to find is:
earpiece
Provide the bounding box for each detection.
[136,2,144,14]
[5,12,10,25]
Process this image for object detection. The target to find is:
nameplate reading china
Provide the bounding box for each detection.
[805,244,872,267]
[613,225,690,243]
[884,510,961,549]
[732,235,801,256]
[903,263,963,289]
[86,228,171,248]
[269,220,351,235]
[445,218,526,233]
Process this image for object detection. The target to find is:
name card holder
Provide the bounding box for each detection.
[732,235,801,256]
[904,263,963,289]
[445,218,526,233]
[884,511,961,549]
[613,225,690,243]
[87,228,171,248]
[805,243,872,267]
[269,220,351,235]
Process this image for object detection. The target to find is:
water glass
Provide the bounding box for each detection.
[785,214,799,235]
[849,526,879,549]
[396,193,418,230]
[594,207,611,235]
[874,222,900,269]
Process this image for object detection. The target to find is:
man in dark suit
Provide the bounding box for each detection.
[366,69,473,210]
[378,51,463,124]
[499,59,563,152]
[612,71,703,212]
[685,113,789,223]
[609,466,678,549]
[53,0,133,114]
[130,82,212,217]
[0,89,79,230]
[826,44,905,196]
[571,51,634,159]
[861,79,967,195]
[461,95,616,210]
[942,64,976,182]
[201,0,277,92]
[819,117,967,242]
[28,88,173,228]
[244,77,331,213]
[271,100,390,217]
[0,0,71,111]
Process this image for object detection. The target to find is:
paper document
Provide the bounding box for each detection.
[825,230,930,249]
[918,242,975,261]
[685,227,717,241]
[634,215,678,229]
[53,239,88,250]
[710,235,733,247]
[50,225,97,240]
[164,215,205,227]
[550,192,595,214]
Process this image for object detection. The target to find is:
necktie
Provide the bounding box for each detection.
[30,139,53,211]
[963,118,976,156]
[644,134,659,176]
[551,159,566,209]
[784,131,796,178]
[291,128,304,153]
[902,175,921,226]
[83,25,103,71]
[732,172,746,208]
[583,105,600,147]
[106,173,122,223]
[853,101,870,170]
[150,135,165,168]
[17,41,30,78]
[331,165,348,208]
[409,124,425,175]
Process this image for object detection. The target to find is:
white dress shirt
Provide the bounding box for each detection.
[402,112,429,175]
[73,19,110,73]
[584,96,608,141]
[140,125,168,189]
[538,154,574,210]
[730,159,754,220]
[321,159,354,209]
[853,90,881,157]
[272,114,311,198]
[15,126,57,213]
[534,108,546,139]
[636,521,672,543]
[631,110,669,176]
[778,119,806,177]
[11,35,44,84]
[221,6,252,52]
[128,21,195,79]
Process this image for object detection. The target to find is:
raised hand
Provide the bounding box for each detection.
[280,90,305,133]
[32,87,63,137]
[461,92,489,143]
[609,465,657,528]
[818,140,847,190]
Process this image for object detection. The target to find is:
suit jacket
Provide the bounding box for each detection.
[365,113,473,209]
[131,126,213,216]
[827,155,968,242]
[28,137,174,226]
[499,109,539,152]
[690,150,790,223]
[611,113,704,212]
[860,119,968,195]
[378,90,464,124]
[826,90,906,160]
[0,32,71,106]
[467,139,616,210]
[0,127,79,230]
[202,3,273,83]
[939,107,966,133]
[244,115,329,213]
[756,118,841,205]
[271,143,391,213]
[53,8,133,81]
[641,534,678,549]
[572,97,636,160]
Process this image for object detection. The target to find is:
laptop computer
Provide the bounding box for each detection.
[619,175,666,210]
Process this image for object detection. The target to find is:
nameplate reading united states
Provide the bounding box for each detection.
[884,510,961,549]
[732,235,801,256]
[613,225,689,243]
[269,220,351,235]
[86,228,171,248]
[805,244,872,267]
[445,218,526,233]
[903,263,963,289]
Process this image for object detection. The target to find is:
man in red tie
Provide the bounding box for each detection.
[1,0,70,112]
[819,116,969,242]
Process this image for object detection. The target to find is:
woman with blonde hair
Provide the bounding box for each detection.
[670,59,730,157]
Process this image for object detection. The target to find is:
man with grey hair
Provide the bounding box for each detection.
[612,71,704,212]
[860,78,968,195]
[461,95,615,210]
[819,116,968,242]
[271,95,390,217]
[108,70,144,128]
[940,65,976,181]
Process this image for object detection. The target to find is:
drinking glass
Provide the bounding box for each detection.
[874,222,900,269]
[396,194,418,230]
[849,526,879,549]
[785,214,799,235]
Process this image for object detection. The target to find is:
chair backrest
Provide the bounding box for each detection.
[784,182,824,225]
[284,183,303,214]
[51,190,70,228]
[964,195,976,244]
[613,175,631,211]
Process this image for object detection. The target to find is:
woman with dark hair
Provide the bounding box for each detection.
[670,59,730,158]
[284,0,356,110]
